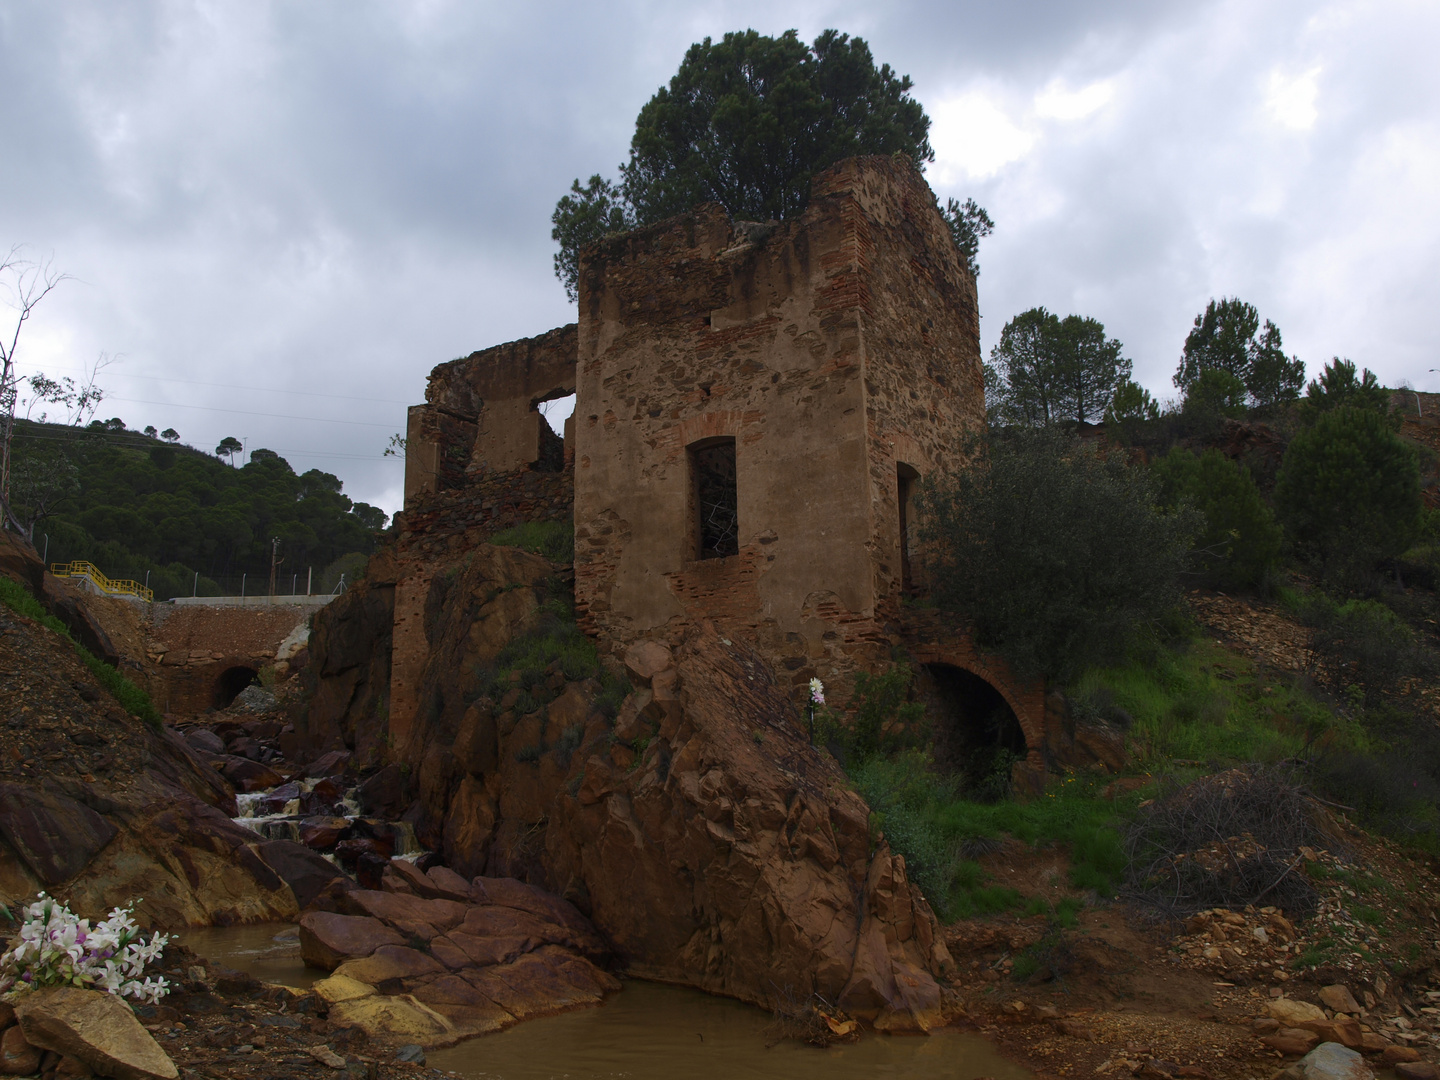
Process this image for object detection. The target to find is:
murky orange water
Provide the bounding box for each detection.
[182,927,1033,1080]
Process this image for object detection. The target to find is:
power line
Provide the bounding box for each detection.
[13,360,414,405]
[103,395,400,427]
[10,429,398,461]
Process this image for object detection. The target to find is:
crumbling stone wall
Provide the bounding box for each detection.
[405,324,577,501]
[572,156,985,701]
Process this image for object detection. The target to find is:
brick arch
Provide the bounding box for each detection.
[902,623,1047,775]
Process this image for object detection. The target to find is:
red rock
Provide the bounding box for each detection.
[305,750,351,778]
[299,817,348,851]
[622,641,672,687]
[218,757,284,793]
[0,1024,42,1075]
[469,878,602,947]
[427,936,472,971]
[341,889,469,934]
[1262,1030,1319,1056]
[0,784,118,887]
[444,931,534,968]
[299,911,405,971]
[1395,1063,1440,1080]
[1362,1033,1392,1053]
[1385,1047,1423,1065]
[1299,1017,1364,1049]
[425,866,474,902]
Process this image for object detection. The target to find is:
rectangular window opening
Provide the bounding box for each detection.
[691,438,738,560]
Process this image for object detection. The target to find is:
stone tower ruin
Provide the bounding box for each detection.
[395,156,1046,776]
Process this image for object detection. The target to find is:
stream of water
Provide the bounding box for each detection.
[181,926,1033,1080]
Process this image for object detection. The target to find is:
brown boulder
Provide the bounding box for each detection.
[1298,1017,1364,1049]
[299,816,349,850]
[1262,1029,1320,1055]
[1319,984,1363,1014]
[299,911,405,971]
[622,641,672,687]
[1395,1063,1439,1080]
[1385,1047,1423,1065]
[218,757,284,793]
[0,1023,42,1075]
[14,987,178,1080]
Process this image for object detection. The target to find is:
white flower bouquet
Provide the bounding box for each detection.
[0,893,170,1003]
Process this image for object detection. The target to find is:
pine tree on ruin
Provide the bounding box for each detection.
[551,29,992,300]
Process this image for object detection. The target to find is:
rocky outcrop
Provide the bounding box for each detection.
[293,548,398,770]
[370,540,955,1032]
[0,538,302,926]
[302,863,618,1046]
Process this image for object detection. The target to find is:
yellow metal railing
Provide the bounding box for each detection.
[50,561,154,603]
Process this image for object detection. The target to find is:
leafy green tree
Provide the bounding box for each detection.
[1174,298,1304,407]
[1103,378,1160,443]
[939,197,994,279]
[160,428,179,442]
[1152,447,1281,590]
[215,435,242,466]
[1056,315,1128,424]
[1178,368,1249,434]
[1275,406,1421,580]
[989,308,1129,426]
[1300,357,1393,425]
[551,29,977,301]
[916,430,1196,682]
[987,307,1063,425]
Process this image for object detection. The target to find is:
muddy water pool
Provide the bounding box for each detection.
[183,926,1032,1080]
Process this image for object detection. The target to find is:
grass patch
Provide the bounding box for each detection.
[471,590,630,719]
[0,575,161,729]
[848,750,1128,921]
[487,521,574,563]
[1070,639,1326,766]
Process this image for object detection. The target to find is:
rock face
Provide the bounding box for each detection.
[303,864,619,1046]
[0,531,300,926]
[370,542,954,1033]
[14,986,178,1080]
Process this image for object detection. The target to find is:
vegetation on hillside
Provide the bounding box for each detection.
[6,418,387,599]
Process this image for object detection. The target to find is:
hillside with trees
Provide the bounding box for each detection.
[6,417,386,599]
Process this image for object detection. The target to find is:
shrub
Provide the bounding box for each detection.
[487,521,574,563]
[1123,767,1325,919]
[916,430,1196,682]
[1293,593,1432,705]
[1152,447,1282,590]
[815,665,926,762]
[1275,406,1421,581]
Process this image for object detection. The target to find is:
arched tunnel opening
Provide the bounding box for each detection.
[920,663,1027,802]
[214,665,259,710]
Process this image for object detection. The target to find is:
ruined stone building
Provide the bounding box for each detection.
[395,156,1047,780]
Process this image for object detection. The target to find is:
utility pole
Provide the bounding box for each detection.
[268,536,281,599]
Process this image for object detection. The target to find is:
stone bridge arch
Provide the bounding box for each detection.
[900,611,1047,789]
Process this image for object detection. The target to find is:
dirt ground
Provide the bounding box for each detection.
[937,830,1440,1080]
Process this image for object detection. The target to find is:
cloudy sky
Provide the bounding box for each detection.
[1,0,1436,515]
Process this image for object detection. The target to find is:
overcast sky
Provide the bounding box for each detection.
[1,0,1436,516]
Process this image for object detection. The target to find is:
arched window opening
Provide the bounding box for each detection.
[214,666,259,710]
[690,437,738,559]
[920,663,1026,802]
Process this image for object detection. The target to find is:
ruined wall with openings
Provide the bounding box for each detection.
[572,156,985,700]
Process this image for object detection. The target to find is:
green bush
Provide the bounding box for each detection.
[0,576,161,729]
[1291,593,1432,705]
[1152,447,1282,590]
[815,664,926,761]
[849,751,1128,920]
[916,429,1196,682]
[487,521,574,563]
[1275,406,1421,581]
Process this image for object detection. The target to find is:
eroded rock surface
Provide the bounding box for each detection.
[303,864,618,1045]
